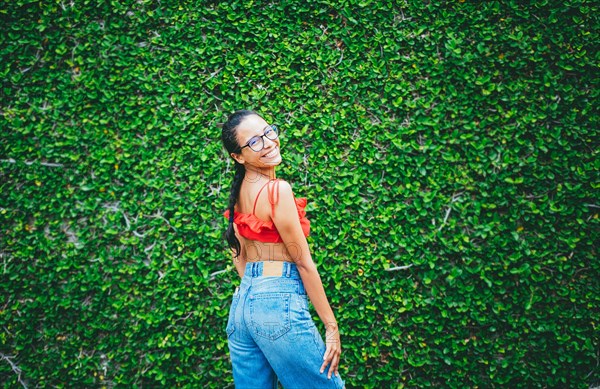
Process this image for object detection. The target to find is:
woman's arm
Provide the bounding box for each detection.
[271,180,341,379]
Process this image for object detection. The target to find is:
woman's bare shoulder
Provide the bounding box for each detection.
[272,178,293,196]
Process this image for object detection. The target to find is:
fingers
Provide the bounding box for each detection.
[319,323,341,379]
[327,351,340,379]
[320,341,341,379]
[319,351,329,374]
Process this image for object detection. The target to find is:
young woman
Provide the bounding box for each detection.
[222,110,345,388]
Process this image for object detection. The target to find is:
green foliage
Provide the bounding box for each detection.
[1,0,598,387]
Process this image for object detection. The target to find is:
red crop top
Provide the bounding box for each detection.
[223,179,310,243]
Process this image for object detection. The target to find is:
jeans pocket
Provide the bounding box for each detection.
[226,290,240,338]
[249,292,291,340]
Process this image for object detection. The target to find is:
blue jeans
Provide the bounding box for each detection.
[226,261,345,388]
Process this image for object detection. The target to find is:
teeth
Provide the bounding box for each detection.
[263,148,278,158]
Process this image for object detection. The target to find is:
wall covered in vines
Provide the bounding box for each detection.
[1,0,598,387]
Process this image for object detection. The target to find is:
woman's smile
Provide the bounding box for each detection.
[262,146,279,159]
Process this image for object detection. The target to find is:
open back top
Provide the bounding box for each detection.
[223,179,310,243]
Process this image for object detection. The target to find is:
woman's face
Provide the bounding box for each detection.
[233,114,282,168]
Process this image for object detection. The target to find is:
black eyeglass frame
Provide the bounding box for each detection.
[240,125,279,152]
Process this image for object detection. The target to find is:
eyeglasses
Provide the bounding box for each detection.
[240,125,279,152]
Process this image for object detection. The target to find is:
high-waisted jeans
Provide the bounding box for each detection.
[226,261,345,388]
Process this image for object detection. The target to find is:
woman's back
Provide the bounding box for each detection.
[225,178,310,262]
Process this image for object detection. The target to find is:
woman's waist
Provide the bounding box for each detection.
[244,260,299,277]
[243,241,293,259]
[240,261,304,292]
[246,256,294,264]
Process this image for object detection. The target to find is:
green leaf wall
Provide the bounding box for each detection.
[1,0,598,387]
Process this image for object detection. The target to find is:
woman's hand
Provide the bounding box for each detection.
[320,322,341,379]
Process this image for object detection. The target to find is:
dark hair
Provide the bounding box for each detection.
[221,109,258,257]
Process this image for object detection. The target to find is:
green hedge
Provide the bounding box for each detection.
[1,0,598,387]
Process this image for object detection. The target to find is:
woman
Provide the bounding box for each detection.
[221,110,345,388]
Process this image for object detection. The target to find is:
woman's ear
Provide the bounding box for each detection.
[231,152,244,165]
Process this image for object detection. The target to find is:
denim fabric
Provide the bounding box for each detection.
[226,261,345,389]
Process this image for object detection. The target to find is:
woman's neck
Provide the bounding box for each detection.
[245,167,276,181]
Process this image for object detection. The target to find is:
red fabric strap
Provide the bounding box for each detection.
[252,179,280,216]
[268,179,280,218]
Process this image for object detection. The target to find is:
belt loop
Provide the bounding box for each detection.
[252,262,257,277]
[285,262,291,278]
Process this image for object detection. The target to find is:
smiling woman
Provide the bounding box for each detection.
[221,110,345,388]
